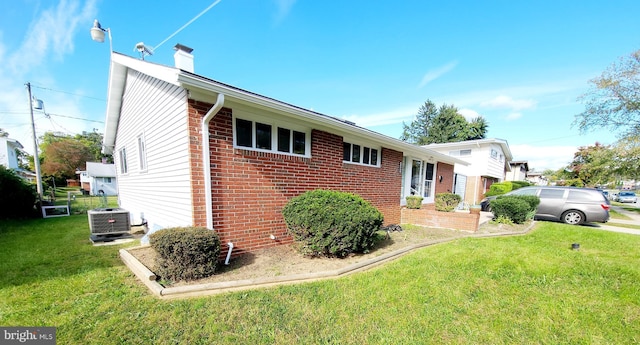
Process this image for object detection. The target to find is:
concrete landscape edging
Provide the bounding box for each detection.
[120,224,536,299]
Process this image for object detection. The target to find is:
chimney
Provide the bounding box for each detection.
[173,44,194,73]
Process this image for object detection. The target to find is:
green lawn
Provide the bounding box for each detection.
[1,216,639,344]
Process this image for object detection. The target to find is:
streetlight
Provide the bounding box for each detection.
[90,19,112,52]
[26,82,44,200]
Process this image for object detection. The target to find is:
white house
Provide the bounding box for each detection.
[78,162,118,196]
[506,160,529,181]
[0,136,23,170]
[424,138,513,205]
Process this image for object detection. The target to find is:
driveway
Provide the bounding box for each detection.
[584,205,640,235]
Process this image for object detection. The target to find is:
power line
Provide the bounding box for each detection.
[47,113,104,123]
[30,84,106,102]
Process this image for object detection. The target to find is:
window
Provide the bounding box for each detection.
[137,134,147,171]
[460,149,471,156]
[118,148,128,174]
[103,177,112,183]
[234,117,308,156]
[539,188,565,199]
[343,141,379,166]
[490,149,498,159]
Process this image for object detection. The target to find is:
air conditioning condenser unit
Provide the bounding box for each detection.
[88,208,131,242]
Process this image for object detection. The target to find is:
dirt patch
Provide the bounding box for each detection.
[127,222,531,287]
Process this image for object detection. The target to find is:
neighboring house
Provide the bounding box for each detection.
[506,160,529,181]
[0,136,34,181]
[101,45,466,255]
[425,138,513,205]
[0,136,23,170]
[77,162,118,196]
[526,171,548,186]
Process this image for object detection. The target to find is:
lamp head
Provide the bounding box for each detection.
[90,19,106,43]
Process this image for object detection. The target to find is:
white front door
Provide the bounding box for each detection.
[403,158,436,204]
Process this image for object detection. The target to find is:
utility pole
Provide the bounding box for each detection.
[26,82,44,199]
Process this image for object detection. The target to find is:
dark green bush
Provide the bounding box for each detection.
[434,193,461,212]
[0,166,38,219]
[490,196,531,224]
[282,190,383,258]
[149,227,221,282]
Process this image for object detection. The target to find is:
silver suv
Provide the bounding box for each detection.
[481,186,610,225]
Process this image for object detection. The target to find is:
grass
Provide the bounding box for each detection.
[46,186,119,213]
[1,216,639,344]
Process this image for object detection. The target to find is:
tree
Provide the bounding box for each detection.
[574,49,640,139]
[41,138,94,179]
[401,100,489,144]
[567,142,614,187]
[0,166,37,219]
[612,136,640,182]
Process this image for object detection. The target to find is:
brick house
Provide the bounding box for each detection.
[102,46,465,256]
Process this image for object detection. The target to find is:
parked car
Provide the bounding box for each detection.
[480,186,610,225]
[615,191,637,203]
[602,190,609,199]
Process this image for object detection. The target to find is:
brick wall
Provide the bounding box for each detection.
[188,100,403,255]
[435,162,454,194]
[401,208,479,232]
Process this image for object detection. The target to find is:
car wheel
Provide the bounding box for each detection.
[561,210,584,225]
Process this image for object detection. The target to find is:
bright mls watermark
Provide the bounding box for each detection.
[0,327,55,345]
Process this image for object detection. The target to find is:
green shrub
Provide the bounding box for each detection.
[434,193,461,212]
[0,166,38,219]
[511,180,532,189]
[405,195,423,209]
[149,227,221,282]
[484,182,513,197]
[490,196,531,224]
[282,190,383,258]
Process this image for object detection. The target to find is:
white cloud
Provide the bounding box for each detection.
[0,0,98,155]
[480,95,536,111]
[505,112,522,120]
[458,108,480,121]
[418,60,458,88]
[510,144,577,171]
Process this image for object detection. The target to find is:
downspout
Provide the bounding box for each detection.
[201,93,225,230]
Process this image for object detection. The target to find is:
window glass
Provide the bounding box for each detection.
[539,188,565,199]
[293,131,305,155]
[255,122,272,150]
[371,149,378,165]
[460,149,471,156]
[236,119,252,147]
[512,188,538,196]
[277,127,290,152]
[363,147,370,164]
[343,142,351,161]
[119,148,128,174]
[568,190,597,202]
[352,144,361,163]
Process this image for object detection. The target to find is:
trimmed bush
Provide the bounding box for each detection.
[149,227,221,282]
[0,166,38,219]
[511,180,532,190]
[435,193,461,212]
[490,196,532,224]
[405,195,423,209]
[484,181,514,197]
[282,190,383,258]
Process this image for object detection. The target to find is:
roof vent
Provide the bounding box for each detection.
[173,44,194,73]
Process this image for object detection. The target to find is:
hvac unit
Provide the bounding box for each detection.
[88,208,131,239]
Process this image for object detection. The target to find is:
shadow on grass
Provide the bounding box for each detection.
[0,215,125,289]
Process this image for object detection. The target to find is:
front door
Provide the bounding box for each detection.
[404,158,436,204]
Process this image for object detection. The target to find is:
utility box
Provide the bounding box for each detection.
[88,208,131,242]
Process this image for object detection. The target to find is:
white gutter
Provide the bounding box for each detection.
[202,93,225,229]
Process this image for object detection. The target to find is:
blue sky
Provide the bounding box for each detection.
[2,0,639,171]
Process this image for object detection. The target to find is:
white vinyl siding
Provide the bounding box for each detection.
[114,70,193,228]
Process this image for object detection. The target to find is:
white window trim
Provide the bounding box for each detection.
[232,112,311,158]
[118,147,128,175]
[343,138,381,168]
